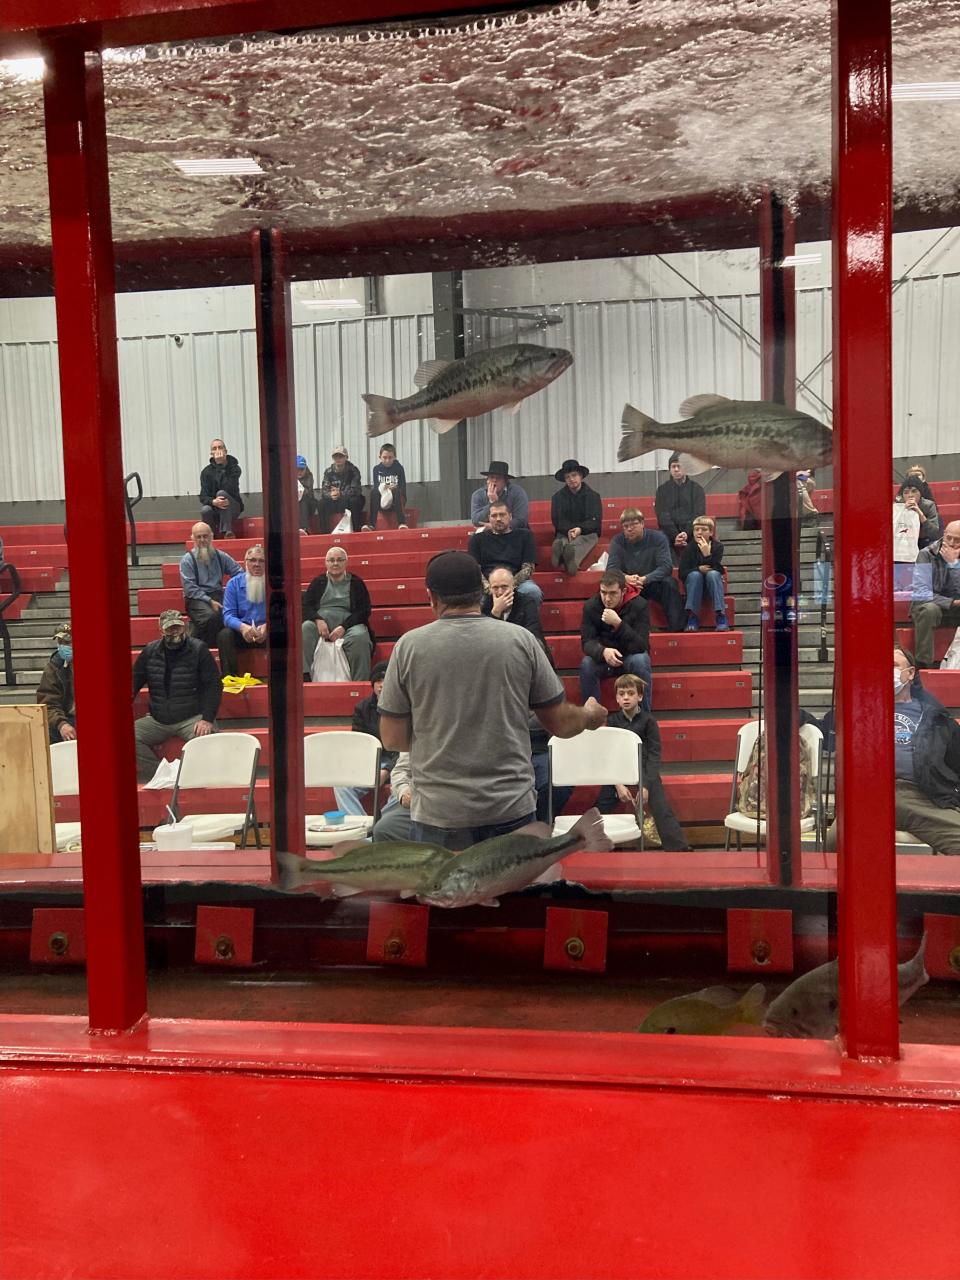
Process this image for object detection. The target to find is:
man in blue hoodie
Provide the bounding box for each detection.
[217,544,267,677]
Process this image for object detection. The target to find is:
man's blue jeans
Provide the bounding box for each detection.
[579,651,652,711]
[410,810,537,851]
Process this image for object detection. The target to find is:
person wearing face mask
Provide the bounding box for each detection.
[825,645,960,853]
[36,622,77,744]
[132,610,221,781]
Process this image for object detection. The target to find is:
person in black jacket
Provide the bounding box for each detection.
[36,621,76,744]
[550,459,602,575]
[302,547,374,681]
[596,673,692,851]
[579,570,652,711]
[678,515,729,631]
[317,445,366,533]
[132,610,222,780]
[480,566,551,658]
[199,438,244,538]
[654,453,706,561]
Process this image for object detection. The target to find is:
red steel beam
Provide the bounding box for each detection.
[253,229,305,861]
[832,0,898,1058]
[759,191,801,887]
[42,39,147,1030]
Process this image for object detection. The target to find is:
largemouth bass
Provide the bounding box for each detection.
[618,394,832,478]
[638,983,766,1035]
[417,808,612,909]
[363,343,573,437]
[763,934,928,1038]
[276,843,451,897]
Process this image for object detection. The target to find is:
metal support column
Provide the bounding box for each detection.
[43,40,146,1031]
[833,0,899,1058]
[253,229,306,860]
[759,191,801,887]
[432,272,472,520]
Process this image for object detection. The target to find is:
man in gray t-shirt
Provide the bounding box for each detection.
[379,550,607,849]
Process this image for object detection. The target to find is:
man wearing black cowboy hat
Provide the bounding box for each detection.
[551,458,602,575]
[470,460,529,530]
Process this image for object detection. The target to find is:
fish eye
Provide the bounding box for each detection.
[665,1027,677,1034]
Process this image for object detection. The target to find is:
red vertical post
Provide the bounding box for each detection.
[759,191,801,886]
[833,0,899,1058]
[253,229,305,861]
[42,39,146,1030]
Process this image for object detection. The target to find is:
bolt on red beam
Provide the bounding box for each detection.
[832,0,899,1059]
[42,40,146,1032]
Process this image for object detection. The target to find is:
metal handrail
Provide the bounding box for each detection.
[0,559,23,686]
[124,470,144,567]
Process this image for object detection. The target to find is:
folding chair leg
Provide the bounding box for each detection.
[724,829,731,852]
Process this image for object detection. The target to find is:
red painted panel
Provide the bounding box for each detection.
[726,908,794,975]
[28,907,86,964]
[366,902,429,967]
[921,914,960,982]
[194,905,255,967]
[543,907,608,973]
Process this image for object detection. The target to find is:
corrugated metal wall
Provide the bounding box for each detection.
[1,277,955,503]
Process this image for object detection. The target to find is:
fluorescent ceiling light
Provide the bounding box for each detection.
[172,157,264,176]
[0,57,44,81]
[777,253,822,267]
[299,299,362,310]
[893,82,960,101]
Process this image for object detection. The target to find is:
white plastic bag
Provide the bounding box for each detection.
[311,637,352,682]
[379,479,393,510]
[589,551,609,572]
[331,509,353,535]
[941,628,960,671]
[143,756,180,790]
[893,502,921,563]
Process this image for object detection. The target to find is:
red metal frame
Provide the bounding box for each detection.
[42,39,147,1032]
[832,0,899,1058]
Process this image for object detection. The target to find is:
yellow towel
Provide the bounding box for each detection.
[222,673,265,694]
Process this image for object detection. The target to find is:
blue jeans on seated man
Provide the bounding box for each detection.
[410,810,537,851]
[515,579,544,607]
[333,785,371,817]
[578,651,652,711]
[684,569,725,618]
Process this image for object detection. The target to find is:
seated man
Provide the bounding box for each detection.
[580,569,652,711]
[470,460,529,530]
[909,519,960,668]
[481,566,550,656]
[371,750,414,843]
[597,674,692,851]
[334,660,397,816]
[180,522,242,649]
[655,452,706,562]
[364,442,409,531]
[297,455,317,533]
[468,500,543,606]
[317,444,366,533]
[826,645,960,853]
[302,547,374,682]
[132,610,221,781]
[551,458,602,575]
[199,438,244,538]
[606,507,685,632]
[217,545,267,678]
[36,622,76,744]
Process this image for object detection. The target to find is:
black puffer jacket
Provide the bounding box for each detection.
[199,454,244,511]
[133,637,222,725]
[911,685,960,808]
[580,593,650,662]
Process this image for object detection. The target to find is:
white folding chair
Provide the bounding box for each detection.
[895,829,934,853]
[724,720,823,850]
[548,726,644,846]
[304,731,382,847]
[49,738,82,851]
[169,732,261,847]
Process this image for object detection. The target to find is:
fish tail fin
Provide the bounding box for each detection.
[276,850,307,892]
[363,393,399,438]
[740,982,767,1024]
[618,404,660,463]
[568,806,614,852]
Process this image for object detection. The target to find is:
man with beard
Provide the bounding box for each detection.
[217,545,268,677]
[199,438,244,538]
[132,610,221,781]
[179,523,242,648]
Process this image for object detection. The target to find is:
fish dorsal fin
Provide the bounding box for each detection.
[676,451,715,477]
[698,985,741,1005]
[678,393,731,418]
[760,469,783,482]
[429,418,462,434]
[507,402,523,415]
[414,358,452,389]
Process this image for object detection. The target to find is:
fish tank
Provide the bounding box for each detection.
[0,0,957,1055]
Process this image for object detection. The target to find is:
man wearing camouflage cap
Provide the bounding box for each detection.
[131,610,221,781]
[36,622,76,744]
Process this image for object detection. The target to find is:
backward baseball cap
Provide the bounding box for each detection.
[159,609,185,631]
